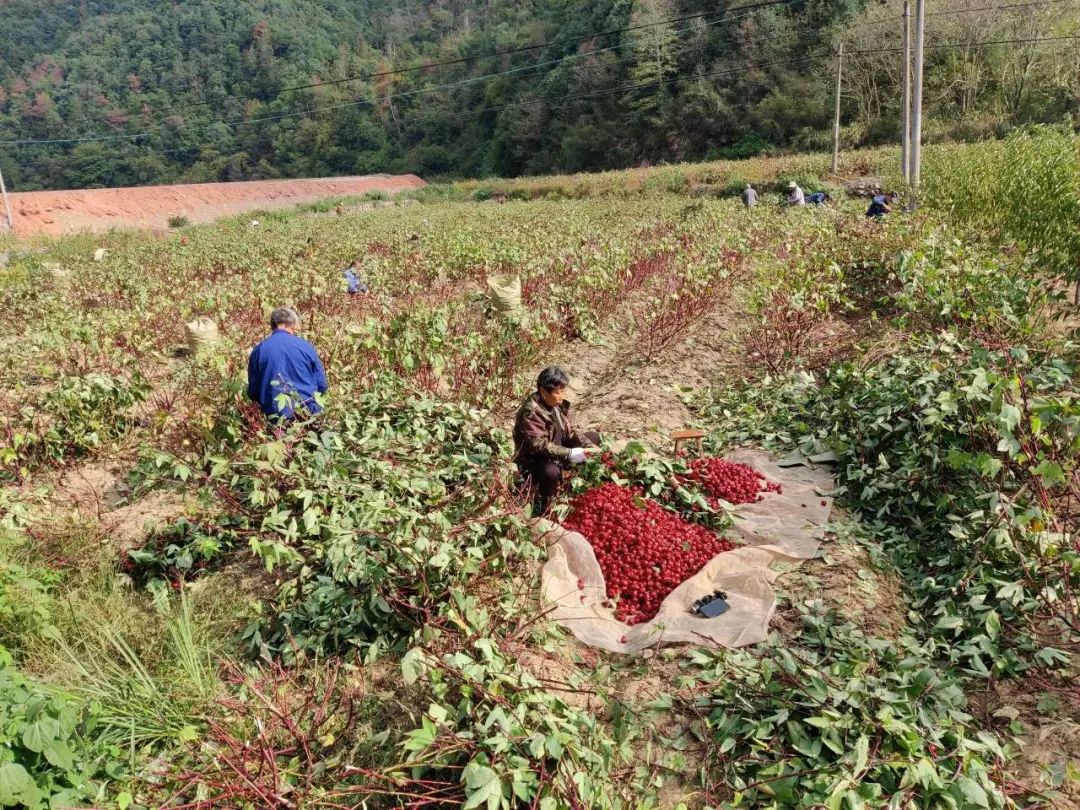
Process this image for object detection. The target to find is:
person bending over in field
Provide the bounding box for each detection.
[513,366,600,515]
[247,307,328,423]
[785,181,805,206]
[865,195,892,219]
[344,258,370,295]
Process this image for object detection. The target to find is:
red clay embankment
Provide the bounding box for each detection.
[6,173,426,236]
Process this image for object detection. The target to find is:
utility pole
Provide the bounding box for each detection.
[831,42,844,175]
[909,0,926,192]
[0,166,12,233]
[901,0,911,182]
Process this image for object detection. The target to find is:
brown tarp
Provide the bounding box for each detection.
[540,449,834,653]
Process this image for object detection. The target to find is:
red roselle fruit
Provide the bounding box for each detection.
[563,482,734,626]
[683,457,781,506]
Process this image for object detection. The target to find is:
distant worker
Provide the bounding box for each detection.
[742,183,758,209]
[865,195,892,219]
[806,190,831,206]
[513,366,601,515]
[247,307,328,421]
[786,181,805,206]
[344,258,370,295]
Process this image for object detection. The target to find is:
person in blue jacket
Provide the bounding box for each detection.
[865,195,892,219]
[344,258,370,295]
[247,307,328,421]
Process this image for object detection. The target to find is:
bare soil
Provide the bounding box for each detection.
[45,461,187,549]
[6,174,425,236]
[553,285,748,448]
[972,677,1080,807]
[770,523,909,642]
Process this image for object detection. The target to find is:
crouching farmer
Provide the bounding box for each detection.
[513,366,600,515]
[247,307,328,423]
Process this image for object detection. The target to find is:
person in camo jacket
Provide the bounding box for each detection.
[513,366,601,515]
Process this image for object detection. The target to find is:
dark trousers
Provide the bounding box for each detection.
[520,431,600,515]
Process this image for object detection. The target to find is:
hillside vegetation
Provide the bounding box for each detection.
[1,0,1078,190]
[0,130,1078,808]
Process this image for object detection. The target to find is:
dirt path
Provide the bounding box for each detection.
[553,284,750,449]
[6,173,426,236]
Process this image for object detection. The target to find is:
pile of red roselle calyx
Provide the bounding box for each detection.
[562,482,734,626]
[684,457,781,506]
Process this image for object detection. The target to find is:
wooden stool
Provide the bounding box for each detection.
[671,428,705,456]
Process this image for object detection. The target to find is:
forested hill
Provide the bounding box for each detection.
[1,0,1077,190]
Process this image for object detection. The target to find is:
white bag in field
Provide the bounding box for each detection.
[486,274,524,324]
[184,317,220,355]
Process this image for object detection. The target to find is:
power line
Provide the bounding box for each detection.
[847,33,1078,54]
[11,30,1075,178]
[402,35,1080,128]
[0,0,799,149]
[6,14,1075,174]
[403,53,832,128]
[9,32,1075,168]
[929,0,1074,15]
[847,0,1073,30]
[11,51,830,171]
[250,34,1080,130]
[220,5,786,130]
[194,0,800,103]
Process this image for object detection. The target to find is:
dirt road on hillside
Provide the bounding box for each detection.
[4,173,426,236]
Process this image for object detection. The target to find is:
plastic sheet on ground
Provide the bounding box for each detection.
[539,448,835,653]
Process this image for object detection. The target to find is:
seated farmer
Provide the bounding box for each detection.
[513,366,600,514]
[344,258,370,295]
[786,181,806,206]
[247,307,328,421]
[865,195,891,219]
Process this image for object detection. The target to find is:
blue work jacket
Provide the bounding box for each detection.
[247,329,328,418]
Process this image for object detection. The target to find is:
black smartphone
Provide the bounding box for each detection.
[692,590,730,618]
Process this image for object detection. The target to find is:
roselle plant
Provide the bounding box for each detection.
[132,374,538,660]
[683,609,1009,809]
[0,648,121,810]
[697,332,1080,676]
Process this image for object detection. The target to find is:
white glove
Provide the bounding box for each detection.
[568,448,587,464]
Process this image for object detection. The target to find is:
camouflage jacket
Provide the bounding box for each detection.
[513,393,583,465]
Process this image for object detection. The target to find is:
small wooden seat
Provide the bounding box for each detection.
[671,428,705,456]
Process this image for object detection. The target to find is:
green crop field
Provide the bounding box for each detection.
[0,129,1078,809]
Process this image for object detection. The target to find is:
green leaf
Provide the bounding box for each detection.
[999,403,1021,432]
[117,791,133,810]
[462,762,503,810]
[0,763,38,808]
[21,716,60,753]
[1033,460,1065,487]
[403,716,437,753]
[853,734,869,774]
[645,694,673,710]
[42,737,74,771]
[1036,693,1062,715]
[934,614,965,633]
[401,648,426,685]
[954,776,989,808]
[178,724,199,743]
